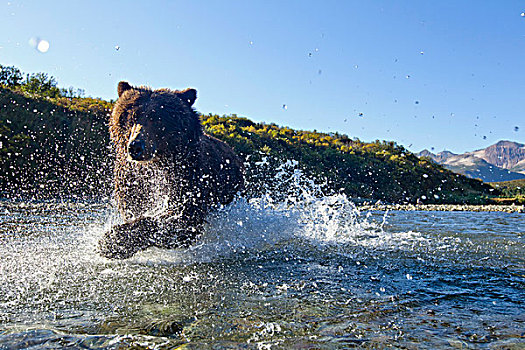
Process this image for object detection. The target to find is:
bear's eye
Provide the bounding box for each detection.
[122,110,138,122]
[119,111,131,127]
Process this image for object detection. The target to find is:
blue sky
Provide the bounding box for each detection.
[1,0,524,154]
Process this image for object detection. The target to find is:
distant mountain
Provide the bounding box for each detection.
[443,154,525,183]
[418,141,525,182]
[417,149,456,163]
[468,140,525,170]
[510,158,525,174]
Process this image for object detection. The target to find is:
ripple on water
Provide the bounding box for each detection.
[0,194,523,349]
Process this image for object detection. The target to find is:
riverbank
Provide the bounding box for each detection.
[358,203,525,213]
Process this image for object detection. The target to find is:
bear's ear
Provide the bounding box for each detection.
[118,81,133,97]
[178,88,197,106]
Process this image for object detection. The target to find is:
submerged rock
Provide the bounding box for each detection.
[141,319,184,337]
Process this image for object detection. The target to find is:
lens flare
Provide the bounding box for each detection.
[28,37,50,53]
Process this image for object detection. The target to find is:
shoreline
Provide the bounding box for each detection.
[1,198,524,213]
[358,203,525,213]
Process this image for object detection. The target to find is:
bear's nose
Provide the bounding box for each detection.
[128,139,146,160]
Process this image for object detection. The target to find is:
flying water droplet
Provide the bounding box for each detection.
[521,12,525,17]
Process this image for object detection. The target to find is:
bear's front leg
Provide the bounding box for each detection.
[153,225,201,249]
[98,217,158,259]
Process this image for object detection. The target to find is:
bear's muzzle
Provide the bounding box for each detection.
[127,123,156,161]
[128,139,146,160]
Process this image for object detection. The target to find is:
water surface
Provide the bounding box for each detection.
[0,198,523,349]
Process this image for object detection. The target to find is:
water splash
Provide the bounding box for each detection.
[0,162,523,348]
[129,159,423,265]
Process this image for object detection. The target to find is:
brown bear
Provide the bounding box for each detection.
[98,81,244,259]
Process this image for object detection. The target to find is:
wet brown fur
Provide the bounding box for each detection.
[98,82,244,258]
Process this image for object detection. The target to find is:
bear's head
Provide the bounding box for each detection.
[110,81,202,162]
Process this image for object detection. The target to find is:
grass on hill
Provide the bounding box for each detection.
[0,64,500,204]
[489,179,525,204]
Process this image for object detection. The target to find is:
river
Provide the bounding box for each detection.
[0,196,523,349]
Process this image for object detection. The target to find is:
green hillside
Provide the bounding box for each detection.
[0,64,112,199]
[489,179,525,204]
[201,115,495,203]
[0,64,497,203]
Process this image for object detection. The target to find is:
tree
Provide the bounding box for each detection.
[0,64,23,86]
[21,72,61,97]
[61,86,85,98]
